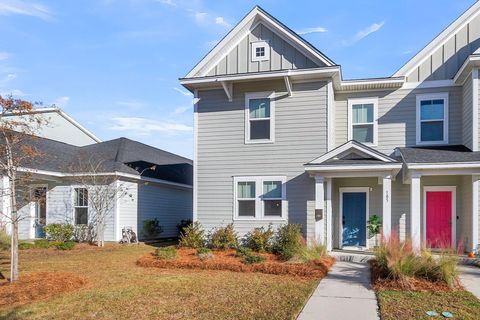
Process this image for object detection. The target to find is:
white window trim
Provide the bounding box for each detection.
[416,93,449,145]
[233,176,286,221]
[422,186,456,249]
[29,184,48,239]
[245,91,275,144]
[347,97,378,146]
[251,41,270,62]
[72,186,89,225]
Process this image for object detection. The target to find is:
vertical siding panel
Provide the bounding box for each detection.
[270,33,282,70]
[248,26,260,73]
[227,47,238,74]
[238,37,248,73]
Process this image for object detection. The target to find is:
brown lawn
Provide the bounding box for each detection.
[0,244,319,320]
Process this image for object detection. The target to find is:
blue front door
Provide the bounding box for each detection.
[342,192,367,247]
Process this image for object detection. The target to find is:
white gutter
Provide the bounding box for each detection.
[406,162,480,170]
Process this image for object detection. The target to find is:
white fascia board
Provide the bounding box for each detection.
[340,77,405,87]
[305,164,402,172]
[407,162,480,170]
[393,1,480,77]
[308,141,395,164]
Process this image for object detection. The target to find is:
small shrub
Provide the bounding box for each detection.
[209,224,238,250]
[52,241,76,250]
[142,218,164,239]
[179,222,206,248]
[0,229,10,250]
[176,219,192,236]
[274,224,303,260]
[18,241,34,250]
[244,226,274,252]
[243,254,266,265]
[74,224,93,243]
[235,246,253,257]
[33,239,51,249]
[44,223,74,242]
[155,246,177,260]
[197,247,213,261]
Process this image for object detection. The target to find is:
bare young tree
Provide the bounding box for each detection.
[0,96,47,282]
[69,157,132,247]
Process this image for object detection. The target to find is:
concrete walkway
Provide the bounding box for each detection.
[458,264,480,299]
[297,259,379,320]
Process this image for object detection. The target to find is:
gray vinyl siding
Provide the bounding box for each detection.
[463,74,474,150]
[197,79,328,238]
[335,86,463,155]
[138,183,192,238]
[208,23,322,77]
[117,181,138,241]
[406,14,480,82]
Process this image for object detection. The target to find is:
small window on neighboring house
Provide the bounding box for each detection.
[245,92,275,143]
[251,41,270,62]
[416,93,448,145]
[74,188,88,225]
[348,98,378,145]
[234,176,286,220]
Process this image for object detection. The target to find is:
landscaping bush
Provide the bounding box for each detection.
[244,226,274,252]
[142,218,164,239]
[374,236,459,287]
[155,246,177,260]
[33,239,51,249]
[209,224,238,250]
[243,254,266,265]
[196,247,213,261]
[179,222,206,248]
[18,242,34,250]
[295,243,328,263]
[176,219,192,236]
[274,224,303,260]
[0,229,10,250]
[52,241,76,250]
[235,246,253,258]
[44,223,74,242]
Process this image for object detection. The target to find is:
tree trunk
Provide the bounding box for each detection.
[10,220,18,281]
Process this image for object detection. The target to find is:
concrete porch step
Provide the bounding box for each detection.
[331,250,374,264]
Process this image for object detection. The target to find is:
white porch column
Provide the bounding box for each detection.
[314,176,325,244]
[410,173,421,250]
[472,175,479,252]
[325,178,333,251]
[382,175,392,239]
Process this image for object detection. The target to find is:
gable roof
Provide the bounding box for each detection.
[306,140,399,166]
[393,1,480,77]
[184,5,336,79]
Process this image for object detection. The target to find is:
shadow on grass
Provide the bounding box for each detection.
[0,308,34,320]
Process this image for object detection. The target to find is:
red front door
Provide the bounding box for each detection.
[426,191,453,248]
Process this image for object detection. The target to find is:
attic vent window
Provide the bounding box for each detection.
[251,41,270,62]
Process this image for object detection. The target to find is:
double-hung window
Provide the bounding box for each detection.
[245,92,275,143]
[234,176,286,220]
[74,188,88,225]
[348,98,378,145]
[416,93,448,145]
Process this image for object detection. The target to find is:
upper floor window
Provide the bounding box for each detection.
[234,176,286,220]
[348,98,378,145]
[416,93,448,145]
[245,92,275,144]
[74,187,88,225]
[251,41,270,62]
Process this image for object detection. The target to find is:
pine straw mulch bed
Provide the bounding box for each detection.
[369,259,462,292]
[137,248,335,279]
[0,272,87,309]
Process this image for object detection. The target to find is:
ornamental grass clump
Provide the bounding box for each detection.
[179,222,206,249]
[244,226,274,253]
[295,243,328,263]
[209,224,238,250]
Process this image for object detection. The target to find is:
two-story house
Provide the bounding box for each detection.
[181,3,480,252]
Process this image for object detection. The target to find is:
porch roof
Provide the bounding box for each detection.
[396,145,480,164]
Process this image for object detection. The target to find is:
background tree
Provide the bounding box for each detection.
[0,96,47,281]
[68,157,133,247]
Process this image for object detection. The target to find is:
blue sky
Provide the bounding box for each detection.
[0,0,476,158]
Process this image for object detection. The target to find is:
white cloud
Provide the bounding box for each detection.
[172,105,191,114]
[53,96,69,107]
[0,52,9,61]
[110,117,192,136]
[215,16,231,28]
[297,26,327,35]
[0,89,26,97]
[173,87,192,97]
[194,12,207,23]
[0,73,17,87]
[156,0,176,6]
[342,21,385,46]
[0,0,53,21]
[115,99,145,109]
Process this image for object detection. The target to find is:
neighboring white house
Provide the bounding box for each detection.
[181,3,480,252]
[1,108,100,146]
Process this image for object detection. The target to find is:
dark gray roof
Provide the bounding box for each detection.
[397,145,480,163]
[19,135,192,184]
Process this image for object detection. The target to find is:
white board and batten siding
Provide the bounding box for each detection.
[197,79,328,239]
